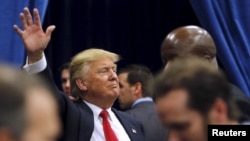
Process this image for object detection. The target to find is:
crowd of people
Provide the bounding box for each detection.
[1,7,250,141]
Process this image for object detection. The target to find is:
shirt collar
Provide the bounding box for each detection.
[131,97,153,108]
[83,100,113,121]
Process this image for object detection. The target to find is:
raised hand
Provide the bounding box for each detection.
[13,7,56,64]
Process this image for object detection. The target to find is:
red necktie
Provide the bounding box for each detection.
[100,110,118,141]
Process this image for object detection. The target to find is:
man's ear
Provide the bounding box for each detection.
[208,98,228,124]
[203,55,212,63]
[75,79,87,91]
[133,82,142,97]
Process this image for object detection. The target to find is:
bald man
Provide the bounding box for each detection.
[161,25,250,122]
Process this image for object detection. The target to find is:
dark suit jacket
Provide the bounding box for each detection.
[126,101,167,141]
[230,84,250,122]
[40,67,145,141]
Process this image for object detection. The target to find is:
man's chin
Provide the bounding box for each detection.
[66,92,70,95]
[110,90,120,96]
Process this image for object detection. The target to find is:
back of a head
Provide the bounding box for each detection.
[22,75,61,141]
[0,64,60,141]
[70,48,120,98]
[118,64,153,97]
[161,25,217,66]
[0,64,28,140]
[153,57,239,120]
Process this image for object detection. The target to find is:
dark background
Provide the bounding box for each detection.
[42,0,201,109]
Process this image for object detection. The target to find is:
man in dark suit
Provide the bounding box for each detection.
[118,64,168,141]
[14,7,145,141]
[161,25,250,122]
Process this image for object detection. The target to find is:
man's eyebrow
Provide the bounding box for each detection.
[99,64,117,68]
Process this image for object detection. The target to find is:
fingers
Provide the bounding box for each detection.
[23,7,33,26]
[33,8,41,27]
[45,25,56,38]
[19,13,28,29]
[13,25,23,36]
[19,7,33,29]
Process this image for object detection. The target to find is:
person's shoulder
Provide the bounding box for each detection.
[126,102,151,113]
[241,121,250,125]
[113,108,133,117]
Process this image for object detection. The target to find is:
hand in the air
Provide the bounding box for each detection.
[13,7,56,64]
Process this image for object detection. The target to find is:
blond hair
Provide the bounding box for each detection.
[70,48,120,98]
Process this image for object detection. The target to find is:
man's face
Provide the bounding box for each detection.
[118,73,135,110]
[61,69,70,96]
[84,57,119,100]
[22,87,60,141]
[156,89,206,141]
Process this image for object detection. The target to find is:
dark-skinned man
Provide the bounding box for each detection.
[161,25,250,123]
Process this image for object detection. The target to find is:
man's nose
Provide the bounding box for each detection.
[66,80,70,88]
[109,70,118,80]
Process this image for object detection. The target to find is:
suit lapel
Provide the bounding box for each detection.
[112,109,139,141]
[75,100,94,141]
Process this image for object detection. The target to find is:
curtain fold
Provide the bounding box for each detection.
[0,0,48,66]
[189,0,250,97]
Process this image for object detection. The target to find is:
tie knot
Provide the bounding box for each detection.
[100,110,109,119]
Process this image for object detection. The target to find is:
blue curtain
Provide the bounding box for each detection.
[189,0,250,97]
[0,0,48,67]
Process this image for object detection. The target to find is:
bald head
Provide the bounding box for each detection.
[161,25,217,66]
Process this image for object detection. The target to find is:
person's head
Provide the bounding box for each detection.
[0,64,60,141]
[118,64,153,110]
[59,63,70,96]
[70,48,120,109]
[153,57,239,141]
[21,75,61,141]
[161,25,217,69]
[0,65,27,141]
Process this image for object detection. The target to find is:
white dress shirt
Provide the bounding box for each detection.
[23,54,47,74]
[23,54,131,141]
[84,100,131,141]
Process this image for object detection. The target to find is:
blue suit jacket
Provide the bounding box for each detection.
[40,67,145,141]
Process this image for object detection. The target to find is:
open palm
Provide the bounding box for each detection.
[13,7,55,60]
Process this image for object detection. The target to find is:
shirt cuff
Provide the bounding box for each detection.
[23,53,47,75]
